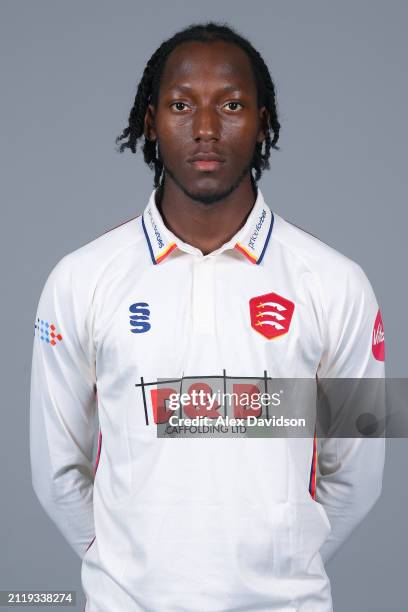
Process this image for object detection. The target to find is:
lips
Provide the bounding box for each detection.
[187,152,225,172]
[191,160,224,171]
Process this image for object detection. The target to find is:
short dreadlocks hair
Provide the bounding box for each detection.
[115,21,280,188]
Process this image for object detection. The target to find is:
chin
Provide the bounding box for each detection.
[186,186,229,206]
[181,175,243,205]
[163,164,248,205]
[172,173,233,205]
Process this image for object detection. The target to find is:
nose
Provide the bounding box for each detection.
[192,105,220,142]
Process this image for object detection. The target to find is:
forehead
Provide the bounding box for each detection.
[158,40,257,94]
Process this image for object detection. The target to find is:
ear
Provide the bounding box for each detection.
[256,106,270,144]
[144,103,157,141]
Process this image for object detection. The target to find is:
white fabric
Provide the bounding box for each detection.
[30,187,385,611]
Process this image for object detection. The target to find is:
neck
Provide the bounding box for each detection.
[156,174,258,256]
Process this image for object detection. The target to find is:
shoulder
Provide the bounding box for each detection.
[46,215,143,283]
[65,214,143,274]
[271,212,374,299]
[38,215,145,308]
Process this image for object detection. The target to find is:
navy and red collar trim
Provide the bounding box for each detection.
[141,187,274,265]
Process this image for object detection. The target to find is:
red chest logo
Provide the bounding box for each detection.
[249,292,295,340]
[372,308,385,361]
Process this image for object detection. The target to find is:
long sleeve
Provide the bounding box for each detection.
[316,261,385,564]
[29,254,98,560]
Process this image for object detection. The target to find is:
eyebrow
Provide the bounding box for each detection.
[167,84,244,94]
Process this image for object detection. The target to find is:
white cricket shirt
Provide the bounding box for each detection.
[30,186,385,612]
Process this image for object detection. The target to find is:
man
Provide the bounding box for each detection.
[30,22,385,612]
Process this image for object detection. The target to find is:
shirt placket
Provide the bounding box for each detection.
[191,255,216,334]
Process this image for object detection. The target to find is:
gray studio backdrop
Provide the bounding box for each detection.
[1,1,407,611]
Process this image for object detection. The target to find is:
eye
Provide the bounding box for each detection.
[169,102,190,112]
[223,101,244,111]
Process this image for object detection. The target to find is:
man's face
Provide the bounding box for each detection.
[144,40,268,204]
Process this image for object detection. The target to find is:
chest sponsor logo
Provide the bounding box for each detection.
[129,302,151,334]
[249,292,295,340]
[372,308,385,361]
[134,373,313,434]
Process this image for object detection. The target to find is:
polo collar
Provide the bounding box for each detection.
[141,186,274,265]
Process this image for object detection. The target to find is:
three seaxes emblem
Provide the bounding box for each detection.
[249,292,295,340]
